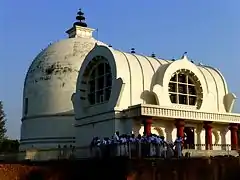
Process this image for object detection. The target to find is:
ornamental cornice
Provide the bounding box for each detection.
[125,104,240,123]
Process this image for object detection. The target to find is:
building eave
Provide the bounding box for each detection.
[124,104,240,124]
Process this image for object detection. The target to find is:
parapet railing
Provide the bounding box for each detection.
[184,144,232,150]
[0,143,237,161]
[89,143,237,159]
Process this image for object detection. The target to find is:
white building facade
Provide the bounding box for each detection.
[73,44,240,156]
[20,10,240,157]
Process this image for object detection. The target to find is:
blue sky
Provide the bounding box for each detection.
[0,0,239,139]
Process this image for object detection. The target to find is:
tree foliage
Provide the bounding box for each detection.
[0,101,20,153]
[0,101,7,140]
[0,139,19,153]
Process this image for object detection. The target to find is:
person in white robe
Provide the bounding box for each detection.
[136,135,142,158]
[156,136,162,157]
[149,135,156,157]
[114,132,120,156]
[166,141,174,158]
[96,138,101,157]
[128,134,136,158]
[160,136,167,158]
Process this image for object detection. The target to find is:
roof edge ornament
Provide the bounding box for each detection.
[181,52,188,61]
[66,8,95,38]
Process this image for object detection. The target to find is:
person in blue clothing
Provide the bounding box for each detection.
[174,136,183,158]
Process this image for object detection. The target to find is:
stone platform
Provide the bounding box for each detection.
[0,157,240,180]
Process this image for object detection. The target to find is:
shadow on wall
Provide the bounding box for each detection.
[140,91,159,105]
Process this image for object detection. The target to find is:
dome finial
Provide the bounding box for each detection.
[73,8,88,27]
[151,53,156,58]
[130,48,135,53]
[66,8,95,38]
[181,52,188,59]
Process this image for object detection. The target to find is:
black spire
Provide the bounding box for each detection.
[130,48,135,53]
[73,9,88,27]
[151,53,156,57]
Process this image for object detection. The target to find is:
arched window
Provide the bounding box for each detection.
[87,56,112,105]
[168,70,202,107]
[24,98,28,115]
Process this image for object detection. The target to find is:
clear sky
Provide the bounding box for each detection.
[0,0,239,139]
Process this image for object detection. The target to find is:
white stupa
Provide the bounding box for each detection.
[20,9,105,150]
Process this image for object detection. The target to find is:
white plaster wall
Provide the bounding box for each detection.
[74,110,130,147]
[225,130,231,147]
[75,120,116,147]
[74,110,117,128]
[200,130,205,146]
[119,118,134,135]
[172,128,177,142]
[20,116,75,150]
[74,117,131,157]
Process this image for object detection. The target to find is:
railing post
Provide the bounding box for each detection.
[138,142,141,158]
[119,144,121,156]
[227,145,230,157]
[129,142,131,159]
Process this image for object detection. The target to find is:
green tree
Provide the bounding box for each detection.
[0,101,7,140]
[0,139,19,153]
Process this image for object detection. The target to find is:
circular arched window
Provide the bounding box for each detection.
[87,56,112,105]
[168,69,203,108]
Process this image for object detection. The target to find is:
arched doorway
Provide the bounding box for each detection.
[184,127,195,149]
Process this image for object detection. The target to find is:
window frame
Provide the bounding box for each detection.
[168,70,202,108]
[86,57,112,106]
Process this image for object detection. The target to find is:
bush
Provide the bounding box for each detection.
[0,139,19,153]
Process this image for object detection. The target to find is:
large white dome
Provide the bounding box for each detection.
[23,37,100,116]
[20,21,105,150]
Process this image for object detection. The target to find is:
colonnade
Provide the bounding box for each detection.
[142,118,239,150]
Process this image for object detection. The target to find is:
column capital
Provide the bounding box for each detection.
[229,123,238,131]
[142,117,152,136]
[175,119,185,127]
[203,121,212,129]
[204,121,213,150]
[142,118,152,124]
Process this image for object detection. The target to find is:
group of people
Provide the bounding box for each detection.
[90,132,184,158]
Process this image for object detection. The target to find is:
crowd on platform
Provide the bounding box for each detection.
[90,132,184,158]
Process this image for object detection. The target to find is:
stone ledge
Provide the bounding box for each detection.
[182,149,239,157]
[126,104,240,123]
